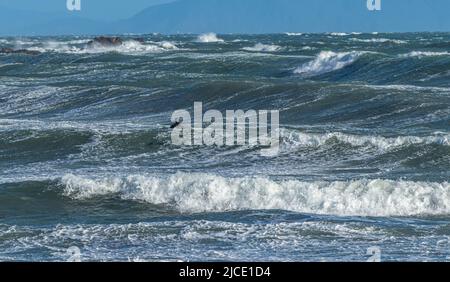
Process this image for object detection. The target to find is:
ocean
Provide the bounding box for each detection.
[0,32,449,261]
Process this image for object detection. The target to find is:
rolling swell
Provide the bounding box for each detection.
[58,173,450,217]
[1,173,450,218]
[1,33,450,261]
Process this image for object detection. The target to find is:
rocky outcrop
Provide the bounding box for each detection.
[87,36,123,47]
[86,36,145,48]
[0,47,41,55]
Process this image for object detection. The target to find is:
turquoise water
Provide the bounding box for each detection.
[0,33,449,261]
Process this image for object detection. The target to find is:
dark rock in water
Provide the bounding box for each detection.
[87,36,123,47]
[85,37,145,48]
[0,48,15,54]
[0,47,41,55]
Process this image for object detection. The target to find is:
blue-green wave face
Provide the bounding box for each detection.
[1,33,450,261]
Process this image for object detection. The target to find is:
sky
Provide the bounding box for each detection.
[0,0,174,21]
[1,0,450,35]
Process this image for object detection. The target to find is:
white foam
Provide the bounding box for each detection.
[351,38,407,44]
[83,40,165,54]
[196,33,224,43]
[158,41,178,50]
[399,51,450,58]
[60,173,450,217]
[66,39,91,44]
[280,130,450,151]
[27,41,79,53]
[25,40,170,55]
[330,32,350,36]
[243,43,281,52]
[285,32,303,36]
[0,219,388,261]
[294,51,366,76]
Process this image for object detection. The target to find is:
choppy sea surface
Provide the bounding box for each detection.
[0,32,449,261]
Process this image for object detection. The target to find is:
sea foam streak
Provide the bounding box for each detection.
[399,51,450,58]
[61,173,450,217]
[294,51,366,76]
[243,43,281,52]
[350,38,407,44]
[0,220,393,262]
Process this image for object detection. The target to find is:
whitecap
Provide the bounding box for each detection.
[242,43,281,52]
[351,38,407,44]
[60,172,450,217]
[280,129,450,151]
[294,51,367,76]
[82,40,165,54]
[399,51,450,58]
[329,32,350,36]
[158,41,178,50]
[22,40,171,55]
[196,33,224,43]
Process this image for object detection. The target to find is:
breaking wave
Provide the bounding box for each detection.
[399,51,450,58]
[22,40,177,54]
[294,51,367,76]
[329,32,350,36]
[196,33,224,43]
[60,173,450,217]
[350,38,407,44]
[243,43,281,52]
[280,130,450,151]
[157,41,178,50]
[73,41,171,54]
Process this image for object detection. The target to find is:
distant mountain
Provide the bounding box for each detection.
[117,0,366,34]
[1,0,450,36]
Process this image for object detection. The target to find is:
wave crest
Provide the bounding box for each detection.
[196,33,224,43]
[399,51,450,58]
[243,43,281,52]
[329,32,349,36]
[350,38,407,44]
[280,130,450,151]
[60,173,450,217]
[23,40,177,54]
[294,51,366,77]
